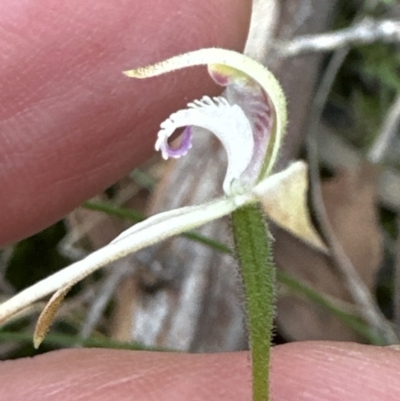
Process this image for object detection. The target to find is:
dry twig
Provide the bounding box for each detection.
[275,18,400,57]
[368,93,400,164]
[394,217,400,333]
[307,47,399,344]
[79,260,133,339]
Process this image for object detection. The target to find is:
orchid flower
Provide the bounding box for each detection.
[0,48,311,352]
[127,49,287,195]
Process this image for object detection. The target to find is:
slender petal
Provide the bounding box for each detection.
[0,194,253,325]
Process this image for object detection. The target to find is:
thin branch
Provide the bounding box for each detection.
[79,261,133,339]
[394,217,400,333]
[275,18,400,57]
[307,48,399,344]
[368,93,400,164]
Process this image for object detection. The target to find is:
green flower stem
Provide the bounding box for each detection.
[231,204,275,401]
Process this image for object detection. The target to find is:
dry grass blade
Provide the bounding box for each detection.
[306,45,399,343]
[368,93,400,164]
[394,217,400,333]
[34,285,72,348]
[274,164,384,342]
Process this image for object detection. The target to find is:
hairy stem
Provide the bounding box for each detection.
[231,204,275,401]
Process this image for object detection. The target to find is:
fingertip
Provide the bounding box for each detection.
[272,341,400,401]
[0,0,252,245]
[1,349,251,401]
[3,342,400,400]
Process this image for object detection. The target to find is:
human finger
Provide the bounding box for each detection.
[2,341,400,400]
[0,0,251,246]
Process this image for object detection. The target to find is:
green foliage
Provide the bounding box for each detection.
[330,40,400,151]
[6,222,70,291]
[359,44,400,93]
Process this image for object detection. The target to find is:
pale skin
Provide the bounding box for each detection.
[1,1,400,400]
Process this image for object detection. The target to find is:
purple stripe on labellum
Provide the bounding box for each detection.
[155,66,275,193]
[209,71,229,86]
[162,125,193,158]
[155,95,254,194]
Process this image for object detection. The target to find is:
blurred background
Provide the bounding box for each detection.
[2,0,400,359]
